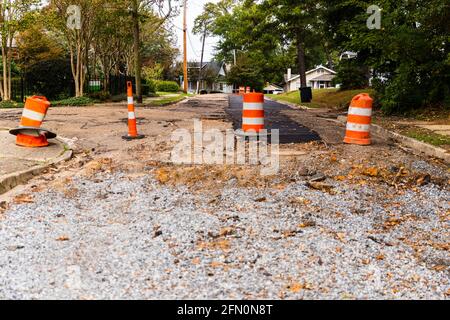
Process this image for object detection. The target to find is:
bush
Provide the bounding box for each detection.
[333,59,369,90]
[0,100,24,109]
[144,79,157,95]
[88,91,111,102]
[24,59,73,100]
[155,80,180,92]
[52,96,95,107]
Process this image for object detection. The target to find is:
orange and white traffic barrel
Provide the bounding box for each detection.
[241,92,265,134]
[9,96,56,147]
[343,93,373,145]
[122,81,144,140]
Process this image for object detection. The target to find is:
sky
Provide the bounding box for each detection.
[171,0,220,62]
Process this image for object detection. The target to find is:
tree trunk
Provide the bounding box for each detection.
[2,44,9,101]
[296,31,307,88]
[131,0,142,103]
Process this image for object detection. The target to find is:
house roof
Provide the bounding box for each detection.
[285,65,336,83]
[309,74,335,82]
[202,61,226,77]
[306,65,336,75]
[264,83,283,91]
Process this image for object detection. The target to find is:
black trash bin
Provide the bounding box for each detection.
[299,87,312,103]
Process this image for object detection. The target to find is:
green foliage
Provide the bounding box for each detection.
[0,101,25,109]
[226,55,265,91]
[142,64,164,82]
[155,80,180,92]
[323,0,450,113]
[142,79,157,96]
[88,91,111,102]
[52,96,95,107]
[333,59,369,90]
[24,59,73,100]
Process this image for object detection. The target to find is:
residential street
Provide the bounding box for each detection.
[0,95,448,299]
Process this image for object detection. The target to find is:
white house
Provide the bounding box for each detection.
[284,65,337,92]
[263,83,284,94]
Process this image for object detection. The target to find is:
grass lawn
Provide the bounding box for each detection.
[267,88,375,110]
[146,92,192,106]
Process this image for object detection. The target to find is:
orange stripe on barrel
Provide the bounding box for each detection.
[243,93,264,103]
[243,110,264,118]
[20,118,42,127]
[347,114,371,125]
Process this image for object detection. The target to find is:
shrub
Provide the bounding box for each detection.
[24,58,73,100]
[52,96,95,107]
[0,100,24,109]
[155,80,180,92]
[333,59,369,90]
[144,79,157,95]
[88,91,111,102]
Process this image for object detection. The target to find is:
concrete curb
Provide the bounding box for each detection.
[0,137,73,195]
[336,115,450,164]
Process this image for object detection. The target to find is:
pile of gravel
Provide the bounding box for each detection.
[0,170,448,299]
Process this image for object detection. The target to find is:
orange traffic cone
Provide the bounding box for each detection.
[9,96,56,147]
[343,93,373,145]
[241,92,265,134]
[122,81,144,141]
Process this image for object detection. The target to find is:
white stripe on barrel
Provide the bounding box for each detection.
[128,112,136,120]
[22,108,45,122]
[243,102,264,110]
[346,122,370,132]
[348,106,372,117]
[243,117,265,125]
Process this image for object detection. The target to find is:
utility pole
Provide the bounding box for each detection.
[183,0,188,93]
[132,0,143,103]
[197,25,206,94]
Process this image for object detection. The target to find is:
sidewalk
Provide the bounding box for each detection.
[0,129,72,194]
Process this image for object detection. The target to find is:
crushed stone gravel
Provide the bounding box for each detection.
[0,169,448,300]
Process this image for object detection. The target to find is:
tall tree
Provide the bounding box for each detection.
[0,0,38,101]
[129,0,174,103]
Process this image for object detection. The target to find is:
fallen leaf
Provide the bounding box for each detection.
[335,232,347,242]
[197,239,231,251]
[298,220,316,228]
[363,167,379,177]
[192,257,200,265]
[13,194,34,204]
[289,282,312,293]
[219,227,234,237]
[416,174,431,186]
[156,168,169,183]
[376,254,385,261]
[306,181,334,192]
[290,197,311,205]
[56,235,70,241]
